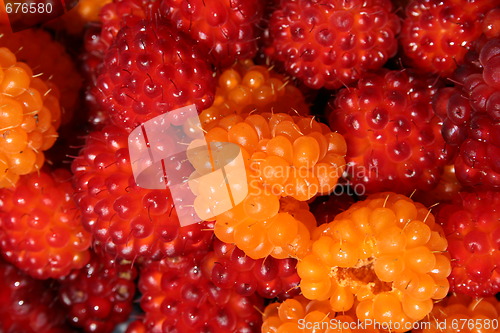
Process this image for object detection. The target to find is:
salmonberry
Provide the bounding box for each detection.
[0,168,91,279]
[265,0,400,89]
[137,252,264,332]
[297,192,450,328]
[413,293,500,333]
[199,112,346,259]
[400,0,498,76]
[160,0,264,68]
[59,252,137,332]
[94,19,215,131]
[72,125,214,261]
[0,47,61,188]
[329,69,455,195]
[0,258,70,333]
[203,238,300,299]
[262,295,384,333]
[199,59,310,127]
[436,191,499,297]
[0,29,82,122]
[434,38,500,190]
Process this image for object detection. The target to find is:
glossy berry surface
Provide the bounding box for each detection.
[436,191,499,297]
[82,0,161,82]
[266,0,400,89]
[262,295,384,333]
[298,192,451,328]
[0,169,91,279]
[0,258,70,333]
[434,38,500,190]
[0,29,82,121]
[204,238,300,299]
[138,251,264,332]
[203,112,346,259]
[0,47,61,188]
[71,125,214,261]
[160,0,264,67]
[413,293,500,333]
[59,252,137,332]
[329,69,454,195]
[94,19,215,131]
[199,59,310,127]
[400,0,497,76]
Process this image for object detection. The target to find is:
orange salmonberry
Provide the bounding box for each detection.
[414,294,500,333]
[297,192,451,331]
[0,47,61,188]
[0,29,82,123]
[0,169,91,279]
[197,112,347,260]
[262,295,382,333]
[199,60,310,127]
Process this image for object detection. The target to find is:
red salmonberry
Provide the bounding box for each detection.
[436,191,499,297]
[71,125,213,261]
[138,252,264,332]
[266,0,400,89]
[0,258,70,333]
[400,0,498,76]
[203,238,300,299]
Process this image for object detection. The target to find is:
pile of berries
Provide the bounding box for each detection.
[0,0,497,332]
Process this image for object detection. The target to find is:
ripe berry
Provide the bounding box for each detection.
[0,47,61,188]
[138,252,264,332]
[82,0,161,81]
[59,252,137,332]
[72,125,213,261]
[0,169,91,279]
[436,191,499,297]
[298,192,450,327]
[262,295,385,333]
[329,69,455,195]
[47,0,112,35]
[434,38,500,190]
[94,19,215,131]
[201,112,346,259]
[203,238,300,299]
[266,0,400,89]
[310,191,356,226]
[400,0,498,76]
[160,0,264,68]
[412,164,462,206]
[199,59,310,127]
[0,258,70,333]
[0,29,82,122]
